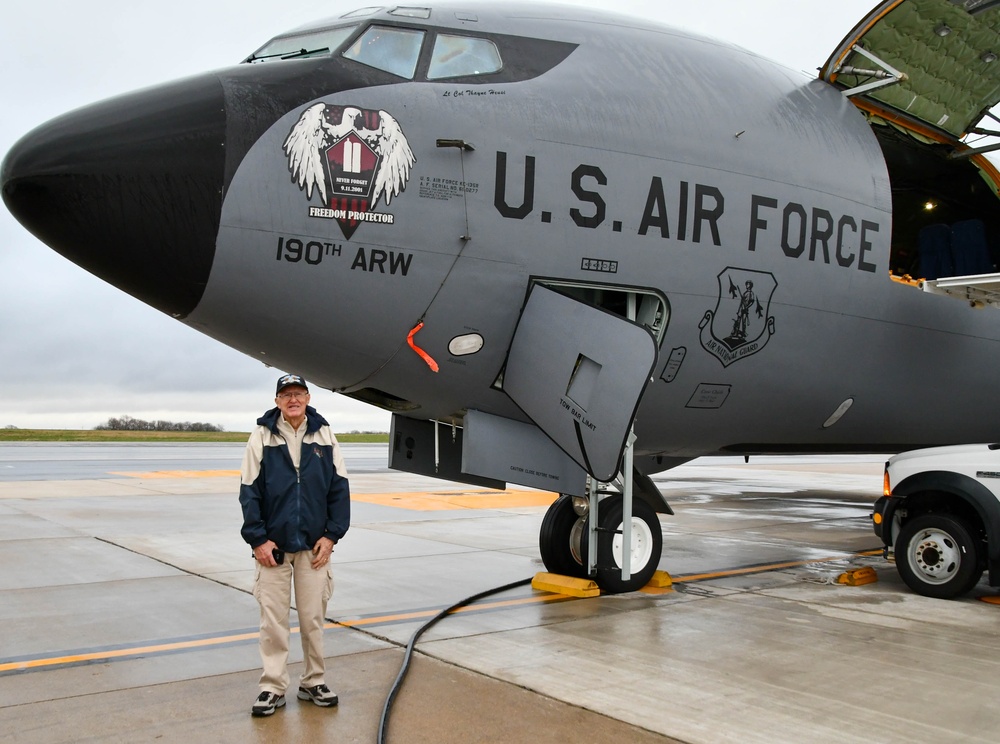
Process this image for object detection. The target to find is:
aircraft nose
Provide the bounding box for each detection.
[1,74,227,318]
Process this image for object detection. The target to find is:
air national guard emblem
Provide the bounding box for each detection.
[283,103,416,240]
[699,267,777,367]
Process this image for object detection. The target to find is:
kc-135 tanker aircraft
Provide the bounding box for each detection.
[5,0,1000,592]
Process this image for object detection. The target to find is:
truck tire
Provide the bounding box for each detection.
[895,513,982,599]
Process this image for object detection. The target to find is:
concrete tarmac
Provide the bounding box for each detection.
[1,443,999,743]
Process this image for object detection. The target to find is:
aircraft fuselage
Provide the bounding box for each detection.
[5,3,999,467]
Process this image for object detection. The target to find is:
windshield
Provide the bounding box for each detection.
[428,34,502,79]
[247,25,359,63]
[342,25,425,79]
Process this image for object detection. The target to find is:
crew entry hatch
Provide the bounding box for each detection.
[502,284,659,483]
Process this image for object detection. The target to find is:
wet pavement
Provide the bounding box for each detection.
[1,444,998,743]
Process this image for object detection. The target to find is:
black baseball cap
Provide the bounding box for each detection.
[276,373,309,395]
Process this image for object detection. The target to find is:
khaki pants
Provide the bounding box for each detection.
[253,550,334,694]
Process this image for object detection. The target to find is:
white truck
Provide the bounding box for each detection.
[873,444,1000,599]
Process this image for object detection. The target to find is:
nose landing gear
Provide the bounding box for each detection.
[538,490,664,594]
[588,495,662,594]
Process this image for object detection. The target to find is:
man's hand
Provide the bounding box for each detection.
[253,540,280,567]
[311,536,335,570]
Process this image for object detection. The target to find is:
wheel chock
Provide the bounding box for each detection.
[532,572,600,597]
[978,596,1000,606]
[646,570,673,589]
[638,570,674,595]
[837,567,878,586]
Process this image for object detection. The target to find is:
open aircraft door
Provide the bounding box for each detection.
[822,0,1000,140]
[502,284,659,483]
[821,0,1000,289]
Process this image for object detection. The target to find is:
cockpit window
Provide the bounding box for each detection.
[342,7,383,17]
[247,25,359,63]
[390,7,431,19]
[342,25,425,79]
[428,34,502,79]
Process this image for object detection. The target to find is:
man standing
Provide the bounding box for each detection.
[239,373,350,717]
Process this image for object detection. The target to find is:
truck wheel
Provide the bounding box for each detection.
[895,514,982,599]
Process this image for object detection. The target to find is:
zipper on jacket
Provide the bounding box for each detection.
[277,427,304,552]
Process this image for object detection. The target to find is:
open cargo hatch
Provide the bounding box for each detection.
[821,0,1000,289]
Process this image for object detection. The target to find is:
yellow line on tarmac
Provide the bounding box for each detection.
[670,549,883,584]
[0,595,568,674]
[105,472,557,511]
[334,593,569,628]
[0,631,260,673]
[352,490,559,511]
[0,551,882,674]
[109,470,239,478]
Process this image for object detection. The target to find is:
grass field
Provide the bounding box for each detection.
[0,430,389,443]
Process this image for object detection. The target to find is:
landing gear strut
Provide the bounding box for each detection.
[588,495,662,593]
[534,291,664,593]
[538,487,664,594]
[538,430,665,594]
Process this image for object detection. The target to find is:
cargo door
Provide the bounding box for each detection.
[821,0,1000,284]
[822,0,1000,139]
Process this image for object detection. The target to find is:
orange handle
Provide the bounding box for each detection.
[407,321,439,373]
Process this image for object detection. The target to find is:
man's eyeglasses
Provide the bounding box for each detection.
[277,391,308,400]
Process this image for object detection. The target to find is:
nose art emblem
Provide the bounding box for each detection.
[283,103,415,240]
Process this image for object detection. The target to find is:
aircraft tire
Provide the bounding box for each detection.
[895,513,983,599]
[592,496,662,594]
[538,494,588,578]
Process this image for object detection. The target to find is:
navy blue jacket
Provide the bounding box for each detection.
[239,406,350,552]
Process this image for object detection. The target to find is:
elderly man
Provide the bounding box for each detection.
[239,373,350,717]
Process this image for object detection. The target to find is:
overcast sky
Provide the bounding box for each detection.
[0,0,877,432]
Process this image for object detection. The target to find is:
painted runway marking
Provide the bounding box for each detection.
[670,550,882,583]
[105,472,557,510]
[0,594,571,675]
[352,490,559,510]
[0,550,882,675]
[109,470,240,478]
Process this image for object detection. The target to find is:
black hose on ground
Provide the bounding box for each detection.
[377,576,533,744]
